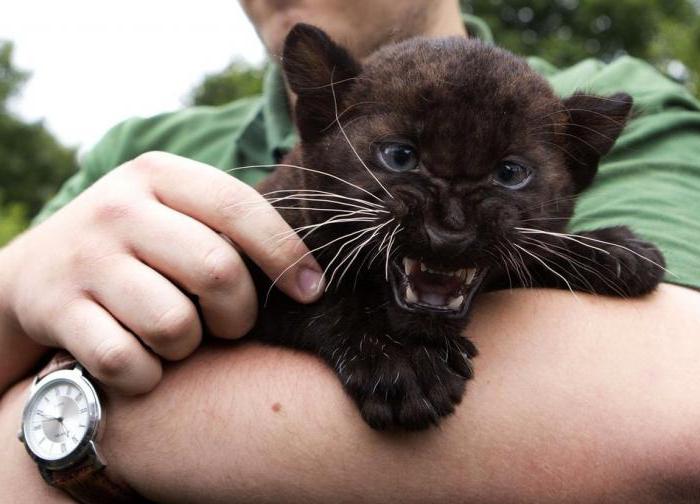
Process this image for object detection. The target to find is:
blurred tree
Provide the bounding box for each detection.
[0,42,28,111]
[464,0,700,92]
[0,40,76,245]
[188,59,264,106]
[0,201,29,246]
[0,113,76,217]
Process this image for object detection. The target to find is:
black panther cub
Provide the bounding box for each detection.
[249,24,665,430]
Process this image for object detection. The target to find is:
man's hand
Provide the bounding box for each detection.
[0,152,325,394]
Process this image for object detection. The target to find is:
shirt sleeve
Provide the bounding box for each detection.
[31,117,147,225]
[31,96,265,225]
[555,57,700,290]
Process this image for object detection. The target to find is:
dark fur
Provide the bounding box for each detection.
[248,24,665,430]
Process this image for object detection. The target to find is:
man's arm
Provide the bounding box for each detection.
[3,285,700,503]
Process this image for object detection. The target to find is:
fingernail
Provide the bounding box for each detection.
[297,266,324,299]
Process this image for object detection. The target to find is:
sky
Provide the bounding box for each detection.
[1,1,266,152]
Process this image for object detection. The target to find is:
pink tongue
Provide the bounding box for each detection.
[409,270,462,306]
[419,292,449,306]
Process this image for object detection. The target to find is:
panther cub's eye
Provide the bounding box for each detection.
[492,161,532,189]
[377,143,419,172]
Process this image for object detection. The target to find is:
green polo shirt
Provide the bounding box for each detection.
[34,15,700,289]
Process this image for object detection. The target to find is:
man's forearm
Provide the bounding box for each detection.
[102,285,700,502]
[2,285,699,503]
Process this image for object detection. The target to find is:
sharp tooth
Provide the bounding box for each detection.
[405,285,418,304]
[447,295,464,310]
[465,268,477,285]
[403,258,415,275]
[420,262,427,272]
[457,269,467,281]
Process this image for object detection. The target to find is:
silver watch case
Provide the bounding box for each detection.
[18,367,105,471]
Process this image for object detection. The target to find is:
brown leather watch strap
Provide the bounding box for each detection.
[40,454,151,504]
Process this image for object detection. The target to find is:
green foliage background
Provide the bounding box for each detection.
[0,41,76,245]
[1,1,699,244]
[188,60,264,107]
[464,0,700,92]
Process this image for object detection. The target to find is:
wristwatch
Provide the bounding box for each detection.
[17,351,147,503]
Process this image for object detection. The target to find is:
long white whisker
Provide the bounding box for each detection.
[299,218,380,243]
[261,189,386,210]
[233,202,378,225]
[513,243,579,300]
[367,226,392,269]
[352,233,386,288]
[332,220,393,289]
[520,237,606,295]
[322,224,385,292]
[291,214,378,234]
[520,251,535,288]
[264,226,378,305]
[492,243,516,290]
[226,163,384,203]
[234,194,383,214]
[265,194,389,212]
[330,66,394,200]
[516,227,672,275]
[516,227,610,255]
[384,224,402,281]
[270,205,378,213]
[269,215,380,246]
[231,197,373,214]
[268,214,382,248]
[503,243,532,287]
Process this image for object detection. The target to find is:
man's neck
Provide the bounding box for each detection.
[285,1,468,107]
[422,0,468,39]
[355,1,468,57]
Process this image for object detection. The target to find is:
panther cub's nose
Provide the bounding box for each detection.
[424,223,473,258]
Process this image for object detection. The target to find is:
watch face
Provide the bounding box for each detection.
[23,378,94,461]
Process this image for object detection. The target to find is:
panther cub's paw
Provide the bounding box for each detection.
[580,226,665,296]
[332,336,475,430]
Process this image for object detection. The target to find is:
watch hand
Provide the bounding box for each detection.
[58,422,69,439]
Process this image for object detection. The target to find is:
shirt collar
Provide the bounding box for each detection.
[261,63,297,163]
[462,13,494,43]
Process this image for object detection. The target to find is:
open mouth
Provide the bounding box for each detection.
[390,258,489,317]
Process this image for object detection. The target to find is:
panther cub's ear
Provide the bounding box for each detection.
[562,92,633,192]
[282,23,362,142]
